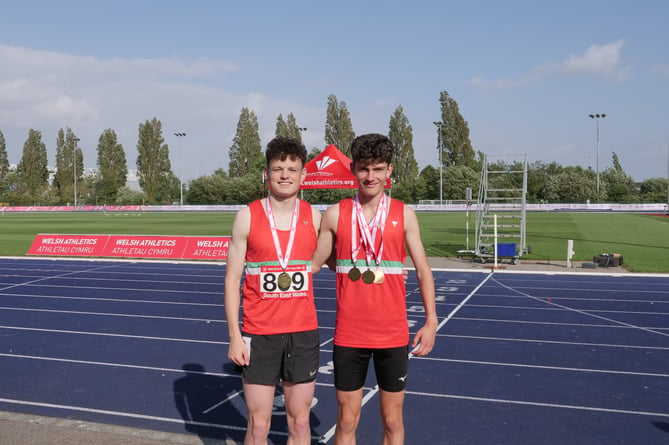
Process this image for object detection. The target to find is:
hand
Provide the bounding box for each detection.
[228,337,250,366]
[410,322,437,357]
[402,268,409,283]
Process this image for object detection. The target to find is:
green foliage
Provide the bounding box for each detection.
[442,165,479,201]
[222,173,265,204]
[0,130,8,181]
[186,174,228,204]
[388,105,418,183]
[0,131,8,199]
[419,165,440,201]
[544,170,597,203]
[229,108,263,177]
[639,177,668,203]
[136,117,171,203]
[95,129,128,202]
[601,155,637,203]
[275,112,304,141]
[325,94,356,156]
[53,128,83,204]
[114,186,147,205]
[437,90,475,168]
[17,129,49,200]
[390,176,425,203]
[155,171,181,203]
[307,147,321,162]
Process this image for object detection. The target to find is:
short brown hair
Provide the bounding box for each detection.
[265,136,307,167]
[350,133,394,165]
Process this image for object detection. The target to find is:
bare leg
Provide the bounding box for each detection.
[242,379,276,444]
[283,380,316,445]
[334,388,363,445]
[379,389,405,445]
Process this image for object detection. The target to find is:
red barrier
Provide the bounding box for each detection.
[27,234,231,261]
[27,235,109,257]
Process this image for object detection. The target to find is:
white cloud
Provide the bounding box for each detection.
[0,44,323,178]
[469,39,629,89]
[559,39,628,80]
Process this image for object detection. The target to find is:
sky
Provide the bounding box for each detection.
[1,0,668,183]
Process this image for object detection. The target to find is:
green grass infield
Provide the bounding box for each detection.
[1,211,667,273]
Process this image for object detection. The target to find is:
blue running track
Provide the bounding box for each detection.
[0,258,667,444]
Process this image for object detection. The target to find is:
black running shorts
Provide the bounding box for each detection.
[239,329,320,385]
[333,344,409,392]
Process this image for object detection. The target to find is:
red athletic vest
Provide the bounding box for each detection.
[241,199,318,335]
[334,196,408,348]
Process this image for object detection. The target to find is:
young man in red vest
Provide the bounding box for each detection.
[313,133,437,444]
[225,136,321,444]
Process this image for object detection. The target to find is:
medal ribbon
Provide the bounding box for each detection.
[352,193,387,268]
[266,197,300,271]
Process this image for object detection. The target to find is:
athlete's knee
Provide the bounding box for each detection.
[380,410,404,438]
[286,412,311,440]
[246,415,271,442]
[337,408,361,435]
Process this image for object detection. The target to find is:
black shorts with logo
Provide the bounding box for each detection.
[239,329,320,385]
[333,344,409,392]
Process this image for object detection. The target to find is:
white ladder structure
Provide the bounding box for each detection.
[475,153,528,264]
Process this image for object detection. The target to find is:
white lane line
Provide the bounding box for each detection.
[0,305,223,323]
[403,390,669,419]
[0,325,225,344]
[414,356,669,378]
[492,276,669,337]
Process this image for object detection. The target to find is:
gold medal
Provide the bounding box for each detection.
[348,266,361,281]
[373,268,385,284]
[361,269,375,284]
[277,272,292,291]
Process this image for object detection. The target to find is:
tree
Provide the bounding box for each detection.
[544,170,598,203]
[436,91,475,168]
[186,170,228,204]
[419,165,441,201]
[325,94,356,156]
[602,152,637,202]
[114,186,147,205]
[388,105,418,183]
[274,112,304,141]
[96,129,128,202]
[136,117,172,203]
[229,107,263,177]
[0,130,8,181]
[53,128,83,203]
[275,114,289,138]
[639,177,668,203]
[0,130,9,199]
[222,173,265,204]
[17,129,49,200]
[442,165,479,201]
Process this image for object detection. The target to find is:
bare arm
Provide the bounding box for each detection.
[224,206,251,366]
[312,204,339,274]
[404,205,438,356]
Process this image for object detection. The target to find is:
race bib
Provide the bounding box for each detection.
[260,264,310,299]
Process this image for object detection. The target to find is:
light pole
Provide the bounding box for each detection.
[433,122,444,204]
[174,132,186,206]
[588,113,606,203]
[72,137,80,207]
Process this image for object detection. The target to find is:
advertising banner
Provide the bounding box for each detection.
[27,234,231,261]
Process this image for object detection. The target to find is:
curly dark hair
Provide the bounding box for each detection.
[350,133,394,165]
[265,136,307,167]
